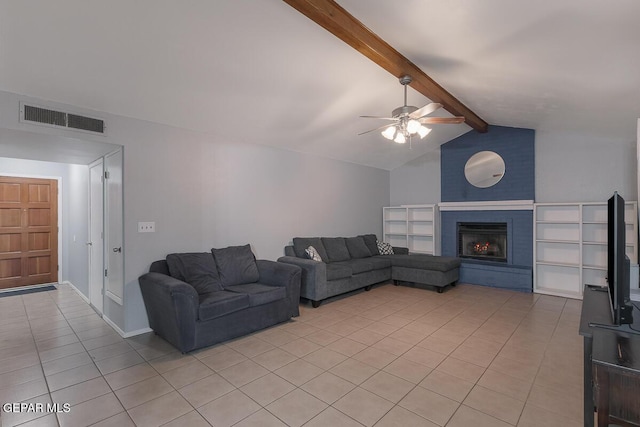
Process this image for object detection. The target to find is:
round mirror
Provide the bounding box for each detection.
[464,151,506,188]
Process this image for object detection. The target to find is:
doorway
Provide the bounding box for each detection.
[0,176,59,289]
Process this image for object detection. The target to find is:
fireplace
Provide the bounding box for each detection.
[457,222,507,262]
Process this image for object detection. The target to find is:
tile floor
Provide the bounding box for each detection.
[0,282,584,427]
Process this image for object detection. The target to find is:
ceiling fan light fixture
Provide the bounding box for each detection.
[418,126,431,139]
[394,132,406,144]
[381,126,396,140]
[407,119,421,134]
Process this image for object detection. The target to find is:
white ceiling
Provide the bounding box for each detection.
[1,0,639,169]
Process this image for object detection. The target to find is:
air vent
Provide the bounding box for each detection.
[20,103,106,135]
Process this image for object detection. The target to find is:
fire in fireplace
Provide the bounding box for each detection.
[457,222,507,262]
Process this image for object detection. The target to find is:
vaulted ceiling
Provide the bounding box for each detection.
[1,0,639,169]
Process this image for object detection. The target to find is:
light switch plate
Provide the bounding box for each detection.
[138,222,155,233]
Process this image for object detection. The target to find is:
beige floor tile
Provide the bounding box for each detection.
[16,413,60,427]
[57,392,125,427]
[0,352,41,376]
[51,377,111,406]
[305,329,343,346]
[327,337,368,357]
[303,347,348,370]
[127,390,193,427]
[87,341,133,361]
[398,386,460,426]
[199,346,248,372]
[416,335,461,355]
[477,368,533,402]
[46,362,102,392]
[435,356,486,383]
[333,387,394,427]
[257,329,299,346]
[218,359,269,387]
[419,370,474,402]
[450,343,500,368]
[104,363,157,390]
[162,359,214,389]
[0,393,54,427]
[147,352,197,374]
[360,371,414,404]
[305,407,365,427]
[94,350,145,375]
[0,365,44,390]
[114,375,174,409]
[402,346,447,369]
[178,372,235,408]
[90,411,136,427]
[234,408,288,427]
[266,388,328,427]
[279,337,322,357]
[38,342,86,363]
[251,347,298,371]
[241,372,296,406]
[374,406,439,427]
[300,371,356,404]
[199,389,261,427]
[383,356,433,384]
[35,333,79,351]
[330,358,379,385]
[526,383,583,421]
[347,329,386,346]
[352,347,397,369]
[0,378,49,404]
[517,401,583,427]
[274,359,324,386]
[388,328,429,345]
[41,352,93,377]
[371,336,414,356]
[463,385,524,425]
[160,410,210,427]
[446,404,513,427]
[228,336,276,358]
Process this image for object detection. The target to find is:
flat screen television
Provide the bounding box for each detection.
[607,192,633,325]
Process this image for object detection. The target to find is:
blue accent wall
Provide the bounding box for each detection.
[441,125,535,202]
[440,125,535,291]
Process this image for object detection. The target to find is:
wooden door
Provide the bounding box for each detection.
[0,176,58,289]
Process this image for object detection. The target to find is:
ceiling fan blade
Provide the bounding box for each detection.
[360,115,398,121]
[409,103,443,119]
[358,123,395,136]
[418,117,465,124]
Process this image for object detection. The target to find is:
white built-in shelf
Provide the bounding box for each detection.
[533,201,638,300]
[383,204,438,255]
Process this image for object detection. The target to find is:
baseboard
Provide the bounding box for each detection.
[63,280,90,304]
[102,315,152,338]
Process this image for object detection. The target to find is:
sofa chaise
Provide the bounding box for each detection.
[138,244,301,353]
[277,234,460,307]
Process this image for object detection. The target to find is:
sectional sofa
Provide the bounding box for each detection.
[278,234,461,307]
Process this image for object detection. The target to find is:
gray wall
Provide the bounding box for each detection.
[0,90,390,334]
[391,128,638,205]
[0,158,89,293]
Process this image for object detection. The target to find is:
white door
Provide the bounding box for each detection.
[88,160,104,314]
[105,149,124,304]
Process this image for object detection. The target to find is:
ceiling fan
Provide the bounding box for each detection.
[359,75,465,145]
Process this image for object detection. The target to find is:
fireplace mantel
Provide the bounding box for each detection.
[438,200,534,211]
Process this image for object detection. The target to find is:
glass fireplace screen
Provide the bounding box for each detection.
[457,222,507,262]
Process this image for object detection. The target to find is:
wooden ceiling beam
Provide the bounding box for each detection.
[283,0,488,133]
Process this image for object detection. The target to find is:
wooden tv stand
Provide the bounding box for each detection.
[579,284,640,427]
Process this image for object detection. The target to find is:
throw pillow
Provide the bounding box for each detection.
[345,237,372,259]
[376,240,394,255]
[305,246,323,262]
[211,244,260,287]
[166,252,223,295]
[359,234,380,256]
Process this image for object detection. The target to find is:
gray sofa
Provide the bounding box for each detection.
[278,235,461,307]
[138,244,301,353]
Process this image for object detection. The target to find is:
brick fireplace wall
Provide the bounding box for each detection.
[440,125,535,291]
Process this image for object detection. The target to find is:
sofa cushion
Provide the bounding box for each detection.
[359,234,380,256]
[225,283,287,307]
[389,254,462,272]
[345,237,372,259]
[366,257,392,270]
[293,237,329,261]
[334,259,374,275]
[305,246,323,262]
[198,290,250,321]
[212,244,259,287]
[322,237,351,263]
[166,252,223,295]
[326,263,352,280]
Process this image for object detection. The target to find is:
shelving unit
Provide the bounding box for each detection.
[383,204,438,255]
[533,201,638,299]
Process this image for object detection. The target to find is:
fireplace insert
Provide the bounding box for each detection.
[457,222,507,262]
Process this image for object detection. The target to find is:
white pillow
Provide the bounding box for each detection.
[305,245,323,262]
[376,240,394,255]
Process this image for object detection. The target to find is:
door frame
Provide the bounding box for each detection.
[88,158,104,314]
[0,173,63,290]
